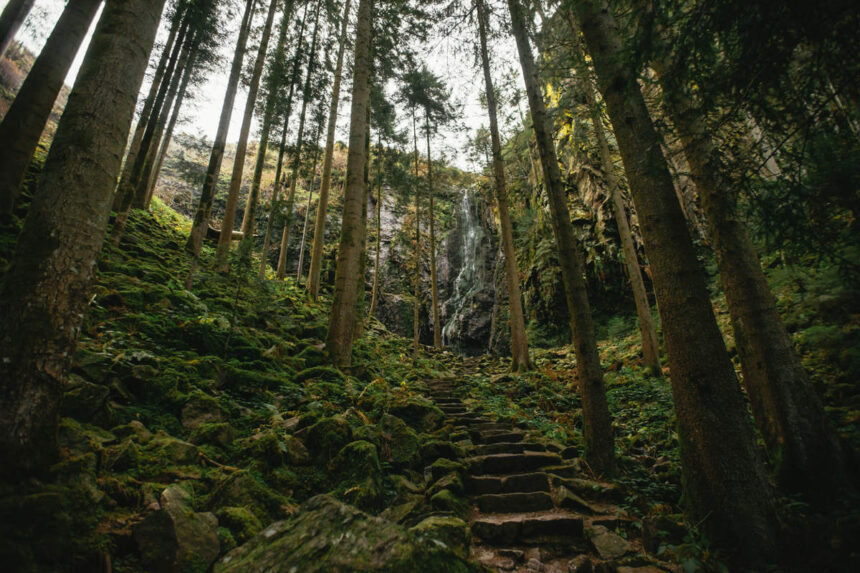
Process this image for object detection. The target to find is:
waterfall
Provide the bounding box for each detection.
[442,188,486,347]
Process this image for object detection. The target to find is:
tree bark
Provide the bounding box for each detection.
[0,0,102,220]
[0,0,166,479]
[425,118,441,348]
[368,136,383,315]
[657,60,850,501]
[296,116,324,283]
[570,0,778,563]
[566,14,661,374]
[185,0,255,263]
[0,0,36,59]
[239,0,296,242]
[326,0,372,366]
[476,0,531,371]
[276,0,322,279]
[308,0,352,299]
[215,0,280,272]
[508,0,614,474]
[411,109,421,359]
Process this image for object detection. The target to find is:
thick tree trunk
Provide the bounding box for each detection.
[276,0,322,279]
[658,65,850,501]
[239,1,295,242]
[0,0,36,59]
[567,15,661,374]
[570,0,778,563]
[308,0,352,299]
[326,0,372,366]
[215,0,280,272]
[185,0,255,263]
[368,138,383,316]
[411,110,421,359]
[0,0,166,479]
[112,7,183,212]
[508,0,614,474]
[0,0,102,220]
[476,0,531,371]
[425,119,441,348]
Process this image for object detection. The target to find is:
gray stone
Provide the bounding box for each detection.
[589,525,631,560]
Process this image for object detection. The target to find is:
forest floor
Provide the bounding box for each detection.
[0,199,858,572]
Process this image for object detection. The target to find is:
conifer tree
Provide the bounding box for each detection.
[0,0,36,58]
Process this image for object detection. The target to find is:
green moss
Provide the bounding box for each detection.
[295,365,346,384]
[305,417,353,462]
[216,507,262,544]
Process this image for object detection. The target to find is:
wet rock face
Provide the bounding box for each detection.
[440,189,498,356]
[215,495,480,573]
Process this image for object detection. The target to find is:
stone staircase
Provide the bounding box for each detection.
[425,379,674,573]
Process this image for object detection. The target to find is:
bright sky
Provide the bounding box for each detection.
[5,0,525,171]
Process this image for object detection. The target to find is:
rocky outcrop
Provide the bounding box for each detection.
[214,495,481,572]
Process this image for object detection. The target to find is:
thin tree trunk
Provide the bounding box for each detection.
[657,60,850,501]
[508,0,613,474]
[0,0,166,479]
[239,0,296,241]
[567,14,660,374]
[0,0,36,59]
[258,4,309,278]
[411,109,421,359]
[570,0,778,563]
[425,117,441,348]
[476,0,531,371]
[308,0,352,299]
[215,0,280,272]
[112,6,183,212]
[0,0,102,220]
[368,137,383,315]
[326,0,372,366]
[296,119,323,283]
[276,0,322,279]
[185,0,255,280]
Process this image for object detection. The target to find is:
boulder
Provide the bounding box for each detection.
[215,495,480,572]
[588,525,631,560]
[148,432,199,466]
[329,440,383,511]
[134,485,220,573]
[379,414,420,468]
[181,391,223,429]
[189,422,235,448]
[216,507,263,545]
[387,397,444,433]
[60,375,110,423]
[410,515,471,559]
[304,416,352,462]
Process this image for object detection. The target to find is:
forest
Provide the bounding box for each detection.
[0,0,857,571]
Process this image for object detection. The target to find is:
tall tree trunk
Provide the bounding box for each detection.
[566,14,661,374]
[0,0,166,479]
[508,0,614,474]
[185,0,255,264]
[570,0,778,563]
[0,0,36,59]
[258,3,309,278]
[113,14,190,218]
[112,6,183,212]
[308,0,352,299]
[239,0,296,242]
[476,0,531,371]
[296,135,322,284]
[276,0,322,279]
[143,39,201,207]
[215,0,280,272]
[0,0,102,220]
[425,117,441,348]
[657,62,850,501]
[368,136,383,315]
[326,0,372,366]
[411,109,421,359]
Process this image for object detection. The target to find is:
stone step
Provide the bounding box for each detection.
[543,464,581,479]
[434,397,462,405]
[448,416,485,426]
[472,422,510,432]
[467,452,562,475]
[475,492,555,513]
[479,431,525,445]
[440,406,468,414]
[471,511,584,545]
[469,442,527,456]
[467,472,551,495]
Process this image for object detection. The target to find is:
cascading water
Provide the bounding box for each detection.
[442,188,486,349]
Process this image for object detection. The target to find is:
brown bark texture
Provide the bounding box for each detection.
[570,0,778,563]
[325,0,372,366]
[0,0,166,479]
[426,122,441,348]
[509,0,614,474]
[0,0,102,219]
[368,139,383,315]
[0,0,36,58]
[476,0,531,371]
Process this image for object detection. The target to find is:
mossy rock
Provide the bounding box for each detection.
[295,365,346,384]
[60,375,110,424]
[304,417,352,462]
[190,422,235,448]
[238,430,284,468]
[214,495,481,572]
[57,418,115,457]
[101,438,140,472]
[430,489,468,520]
[386,396,444,432]
[208,471,291,523]
[329,440,383,512]
[428,458,465,482]
[295,345,326,368]
[420,439,464,464]
[409,515,471,559]
[378,414,420,469]
[181,390,223,429]
[146,432,200,466]
[428,472,464,498]
[283,435,310,465]
[216,507,262,545]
